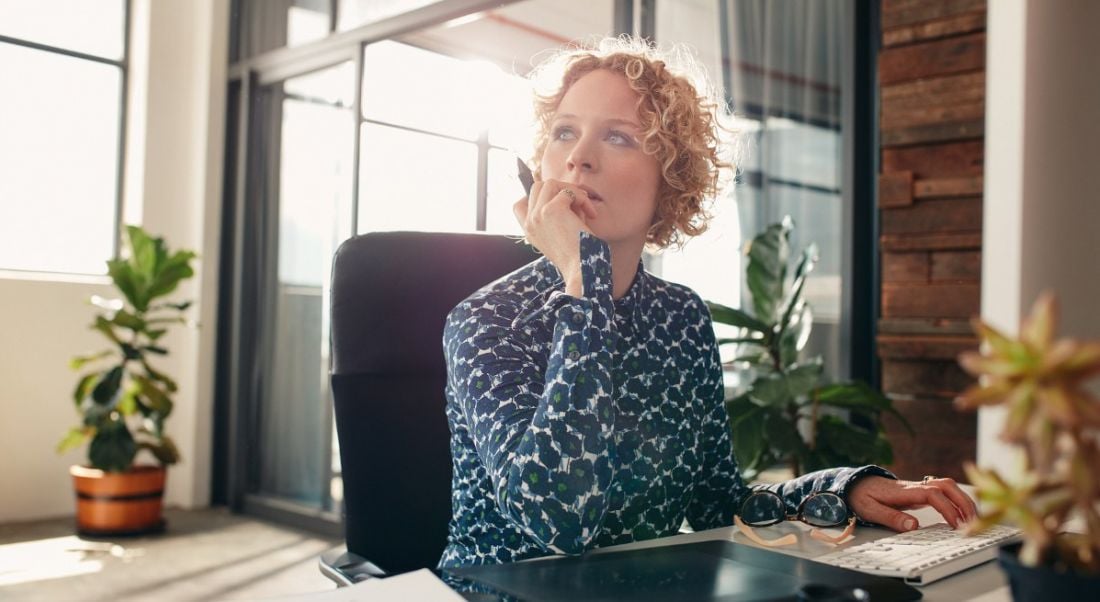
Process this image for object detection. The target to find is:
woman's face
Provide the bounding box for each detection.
[539,69,662,249]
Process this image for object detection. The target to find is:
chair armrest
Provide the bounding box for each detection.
[318,546,388,586]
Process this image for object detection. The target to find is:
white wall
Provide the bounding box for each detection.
[0,0,228,522]
[979,0,1100,476]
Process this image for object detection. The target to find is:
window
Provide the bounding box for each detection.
[0,0,128,274]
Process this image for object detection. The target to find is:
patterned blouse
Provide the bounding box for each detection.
[438,232,890,568]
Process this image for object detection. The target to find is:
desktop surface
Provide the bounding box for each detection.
[447,538,921,601]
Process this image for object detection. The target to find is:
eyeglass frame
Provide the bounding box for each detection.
[735,490,856,547]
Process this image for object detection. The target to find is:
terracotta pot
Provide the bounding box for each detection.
[998,541,1100,601]
[70,464,167,536]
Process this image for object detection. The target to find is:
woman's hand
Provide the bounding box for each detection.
[513,179,598,297]
[848,476,979,531]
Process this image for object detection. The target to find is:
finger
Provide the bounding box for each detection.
[931,479,978,523]
[920,488,963,528]
[513,197,529,226]
[573,192,598,220]
[856,499,920,532]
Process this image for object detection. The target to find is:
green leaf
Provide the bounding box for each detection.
[148,251,197,301]
[142,360,178,393]
[748,373,792,407]
[107,259,145,312]
[814,381,912,433]
[776,246,816,336]
[70,350,113,371]
[138,435,180,465]
[706,301,770,333]
[89,417,137,472]
[72,372,100,406]
[133,374,173,415]
[91,366,124,406]
[746,219,792,323]
[146,328,168,341]
[111,309,146,332]
[93,316,123,345]
[117,383,139,416]
[786,360,824,400]
[126,225,160,284]
[763,409,803,454]
[57,427,92,454]
[143,345,168,355]
[816,415,879,465]
[730,406,766,471]
[717,337,767,346]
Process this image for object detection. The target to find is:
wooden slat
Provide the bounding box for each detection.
[914,175,983,199]
[931,251,982,281]
[882,252,929,283]
[881,232,982,252]
[881,197,983,235]
[877,333,979,359]
[879,33,985,85]
[879,171,913,207]
[877,318,974,336]
[882,119,984,147]
[882,71,985,104]
[882,359,974,398]
[883,11,986,47]
[881,101,985,129]
[882,0,986,30]
[881,283,980,318]
[882,140,984,178]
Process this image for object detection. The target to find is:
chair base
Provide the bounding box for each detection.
[319,546,389,586]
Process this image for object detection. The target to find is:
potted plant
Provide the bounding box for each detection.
[706,217,909,479]
[956,292,1100,600]
[57,225,196,535]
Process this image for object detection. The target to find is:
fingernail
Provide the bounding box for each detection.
[904,518,917,531]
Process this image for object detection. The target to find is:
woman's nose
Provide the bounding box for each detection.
[566,137,598,172]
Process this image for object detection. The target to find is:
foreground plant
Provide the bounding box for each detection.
[957,292,1100,572]
[58,226,196,472]
[707,217,908,478]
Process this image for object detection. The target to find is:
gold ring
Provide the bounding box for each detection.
[561,189,576,201]
[922,475,936,484]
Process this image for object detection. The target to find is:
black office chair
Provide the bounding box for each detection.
[320,231,540,585]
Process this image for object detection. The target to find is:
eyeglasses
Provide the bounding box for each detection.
[735,491,856,547]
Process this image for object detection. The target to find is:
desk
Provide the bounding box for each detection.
[589,504,1010,602]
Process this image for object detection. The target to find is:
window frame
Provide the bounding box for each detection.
[0,1,130,277]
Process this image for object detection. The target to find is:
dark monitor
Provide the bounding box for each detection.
[446,539,921,601]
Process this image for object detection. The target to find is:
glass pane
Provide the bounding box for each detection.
[0,43,120,274]
[486,148,526,236]
[0,0,125,60]
[258,62,354,508]
[361,41,493,141]
[237,0,331,60]
[356,123,478,234]
[337,0,444,31]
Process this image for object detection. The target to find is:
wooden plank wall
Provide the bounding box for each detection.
[877,0,986,481]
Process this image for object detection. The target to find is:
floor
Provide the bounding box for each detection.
[0,507,341,601]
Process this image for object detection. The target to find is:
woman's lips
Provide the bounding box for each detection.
[577,185,603,202]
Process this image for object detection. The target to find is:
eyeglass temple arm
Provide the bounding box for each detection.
[734,515,798,547]
[809,517,857,545]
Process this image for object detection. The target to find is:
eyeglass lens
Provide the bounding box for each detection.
[740,491,849,528]
[801,493,848,528]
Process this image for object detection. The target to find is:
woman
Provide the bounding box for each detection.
[438,37,975,569]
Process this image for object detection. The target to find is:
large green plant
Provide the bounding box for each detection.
[58,226,196,472]
[706,217,909,479]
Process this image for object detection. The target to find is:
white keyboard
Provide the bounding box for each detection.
[815,523,1022,586]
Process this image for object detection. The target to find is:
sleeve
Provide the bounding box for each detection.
[685,294,897,531]
[444,231,617,555]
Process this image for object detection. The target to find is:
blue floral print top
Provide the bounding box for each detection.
[438,232,891,568]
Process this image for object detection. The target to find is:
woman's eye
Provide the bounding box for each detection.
[607,130,633,146]
[552,126,575,141]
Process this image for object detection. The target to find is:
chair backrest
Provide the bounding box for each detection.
[329,231,539,575]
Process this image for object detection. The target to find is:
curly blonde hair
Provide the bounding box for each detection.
[529,36,734,249]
